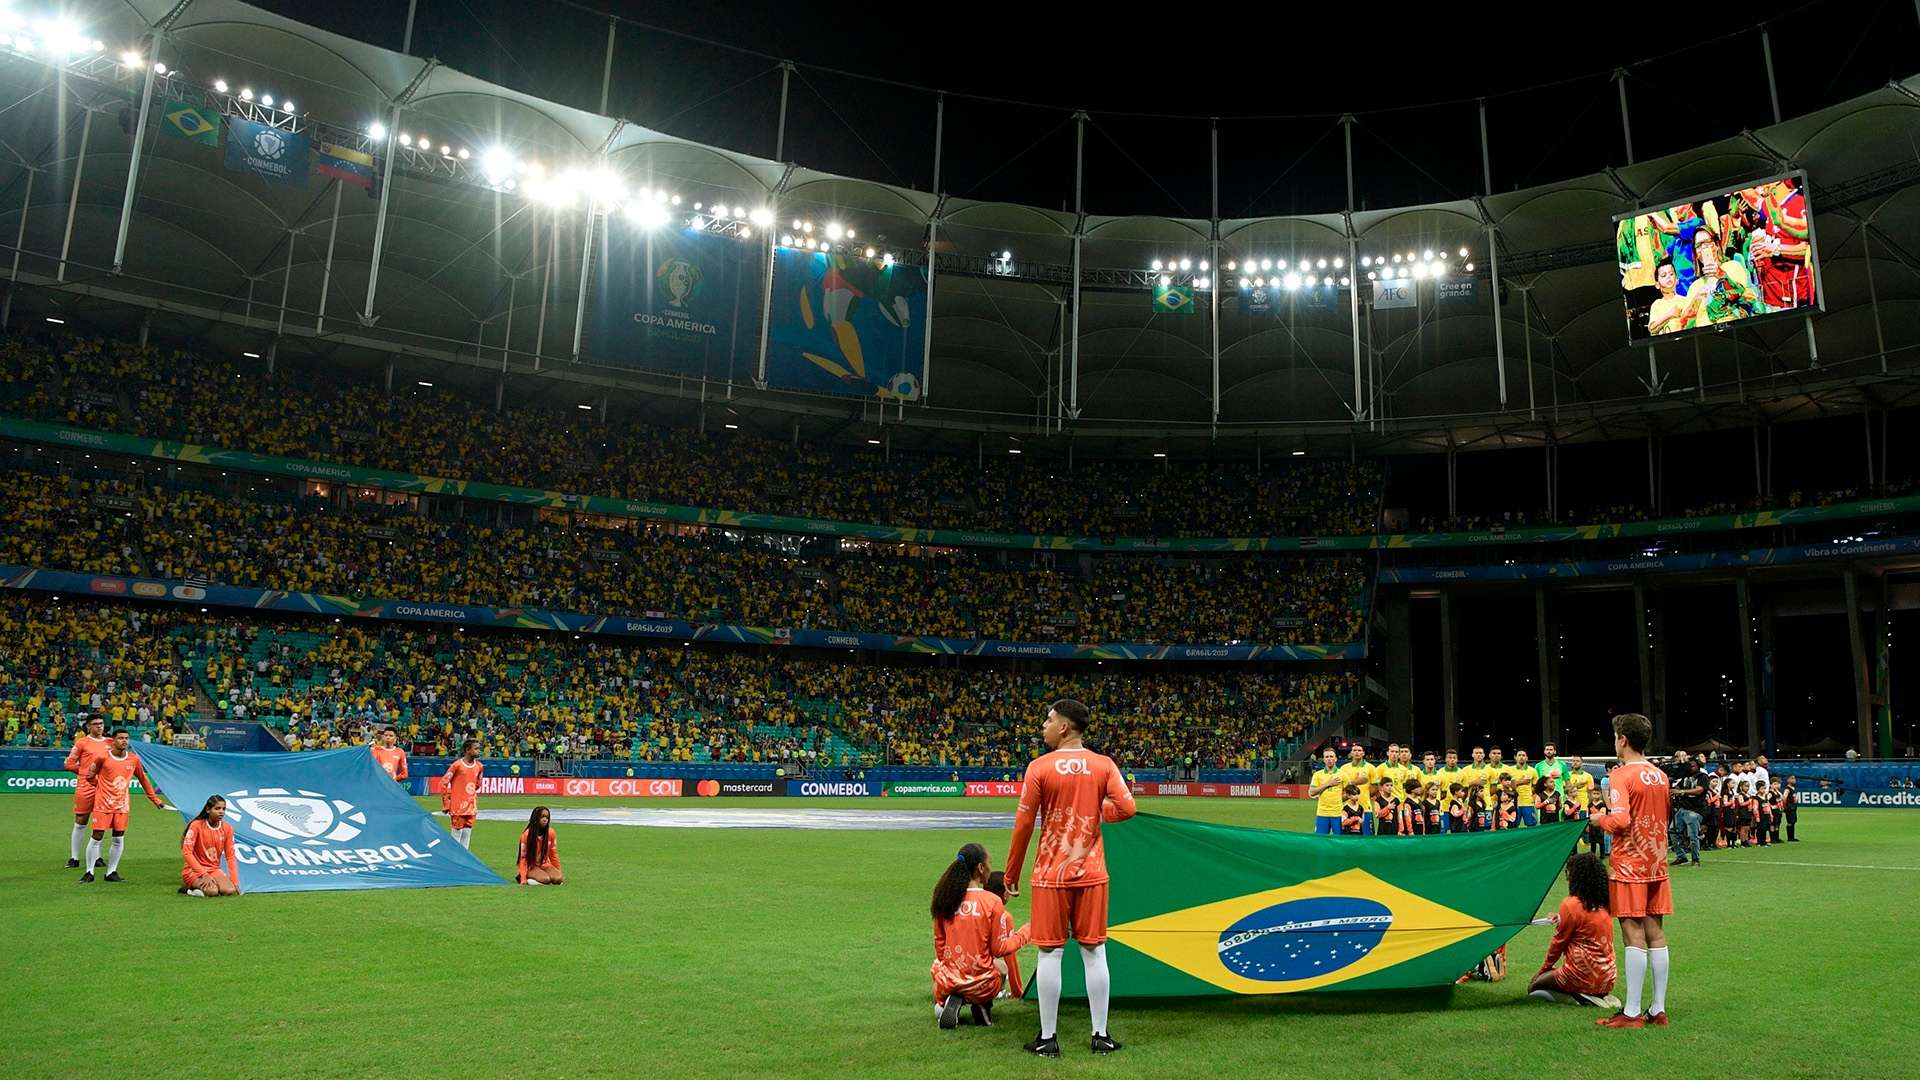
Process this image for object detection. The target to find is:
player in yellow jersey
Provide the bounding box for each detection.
[1484,748,1508,805]
[1433,749,1463,832]
[1565,756,1596,817]
[1512,749,1538,826]
[1309,747,1346,835]
[1341,744,1378,835]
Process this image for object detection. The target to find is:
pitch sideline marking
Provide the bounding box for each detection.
[1724,859,1919,872]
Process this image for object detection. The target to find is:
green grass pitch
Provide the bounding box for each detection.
[2,795,1912,1078]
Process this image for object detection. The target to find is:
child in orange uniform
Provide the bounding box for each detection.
[516,806,564,885]
[62,714,111,868]
[181,795,241,897]
[1529,853,1618,1007]
[370,728,410,784]
[441,740,483,849]
[79,730,166,883]
[984,871,1024,1001]
[930,843,1031,1029]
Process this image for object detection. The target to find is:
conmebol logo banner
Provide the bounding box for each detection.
[135,743,505,893]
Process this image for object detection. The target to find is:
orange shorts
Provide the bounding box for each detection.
[450,814,476,830]
[1608,878,1672,919]
[1540,962,1614,997]
[90,810,128,833]
[1030,884,1109,948]
[73,786,97,816]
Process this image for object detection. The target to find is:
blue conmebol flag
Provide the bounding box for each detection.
[136,743,505,892]
[224,116,309,188]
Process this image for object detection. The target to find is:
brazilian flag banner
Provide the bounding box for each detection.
[1035,815,1582,999]
[1151,284,1195,315]
[160,98,220,146]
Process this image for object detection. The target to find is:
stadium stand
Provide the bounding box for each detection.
[0,595,1355,770]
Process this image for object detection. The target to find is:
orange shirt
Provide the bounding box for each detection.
[84,750,163,814]
[442,758,483,816]
[1595,761,1671,883]
[931,887,1029,1003]
[516,827,561,882]
[182,819,240,886]
[1544,894,1616,994]
[371,744,409,781]
[64,735,112,793]
[1005,747,1136,889]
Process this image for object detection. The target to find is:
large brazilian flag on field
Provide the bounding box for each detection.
[1036,815,1582,998]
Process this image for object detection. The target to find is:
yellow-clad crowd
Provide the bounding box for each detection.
[2,597,1355,769]
[0,329,1385,538]
[1,470,1370,646]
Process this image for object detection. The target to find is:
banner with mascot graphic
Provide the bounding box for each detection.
[135,743,505,893]
[766,248,928,400]
[588,224,761,378]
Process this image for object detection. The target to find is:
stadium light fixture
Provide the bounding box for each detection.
[1339,276,1349,287]
[1152,452,1167,458]
[1151,259,1162,271]
[1464,262,1474,271]
[867,438,881,445]
[739,227,750,239]
[801,221,814,233]
[238,86,252,100]
[749,207,773,226]
[1260,259,1272,271]
[1283,273,1300,289]
[1292,449,1306,456]
[577,404,592,410]
[241,350,260,358]
[1360,256,1371,267]
[1000,250,1011,261]
[670,194,681,205]
[1225,260,1236,271]
[417,380,433,387]
[455,146,468,159]
[43,316,64,324]
[1423,249,1433,261]
[845,228,855,239]
[1158,275,1170,287]
[689,215,706,230]
[865,247,876,258]
[790,218,802,229]
[260,93,273,106]
[1316,259,1326,269]
[1322,276,1332,286]
[397,132,412,147]
[1391,253,1401,263]
[1178,258,1191,271]
[723,423,738,429]
[1459,246,1470,258]
[779,234,793,246]
[438,144,451,156]
[1366,271,1376,281]
[882,253,893,265]
[825,222,844,240]
[1008,448,1021,454]
[1332,257,1343,269]
[214,79,229,93]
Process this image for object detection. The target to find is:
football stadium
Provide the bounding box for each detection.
[2,0,1919,1075]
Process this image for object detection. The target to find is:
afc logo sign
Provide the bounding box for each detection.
[1054,757,1091,776]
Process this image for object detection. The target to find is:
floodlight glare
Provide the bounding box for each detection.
[867,247,876,258]
[1459,246,1469,258]
[1260,259,1272,271]
[214,79,229,93]
[119,50,139,66]
[749,207,773,225]
[260,93,273,106]
[1178,258,1191,271]
[1316,259,1326,269]
[1151,259,1162,271]
[825,222,844,240]
[1158,275,1170,287]
[1001,250,1012,261]
[1332,257,1343,269]
[1199,260,1208,271]
[1225,260,1236,271]
[368,121,385,140]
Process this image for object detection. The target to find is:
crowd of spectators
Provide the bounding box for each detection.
[0,597,1357,770]
[0,467,1370,645]
[0,329,1382,538]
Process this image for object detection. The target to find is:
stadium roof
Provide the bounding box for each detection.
[1,0,1917,457]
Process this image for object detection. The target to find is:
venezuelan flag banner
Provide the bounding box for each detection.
[1034,815,1582,998]
[315,141,376,189]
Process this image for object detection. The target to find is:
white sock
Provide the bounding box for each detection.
[107,836,124,873]
[1080,943,1111,1036]
[1622,946,1648,1017]
[84,838,101,871]
[1648,946,1670,1016]
[71,823,86,860]
[454,828,470,848]
[1037,948,1063,1039]
[525,878,543,886]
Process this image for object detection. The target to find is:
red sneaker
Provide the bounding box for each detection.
[1596,1013,1647,1029]
[1647,1013,1670,1027]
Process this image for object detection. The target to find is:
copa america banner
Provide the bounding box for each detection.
[134,743,505,893]
[767,248,927,400]
[1036,816,1579,999]
[588,225,759,377]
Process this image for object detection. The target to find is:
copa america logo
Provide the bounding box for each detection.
[223,787,366,846]
[249,128,287,162]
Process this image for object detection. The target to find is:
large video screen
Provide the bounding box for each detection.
[1615,172,1819,343]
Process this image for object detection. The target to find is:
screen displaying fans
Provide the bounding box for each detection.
[1615,172,1819,343]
